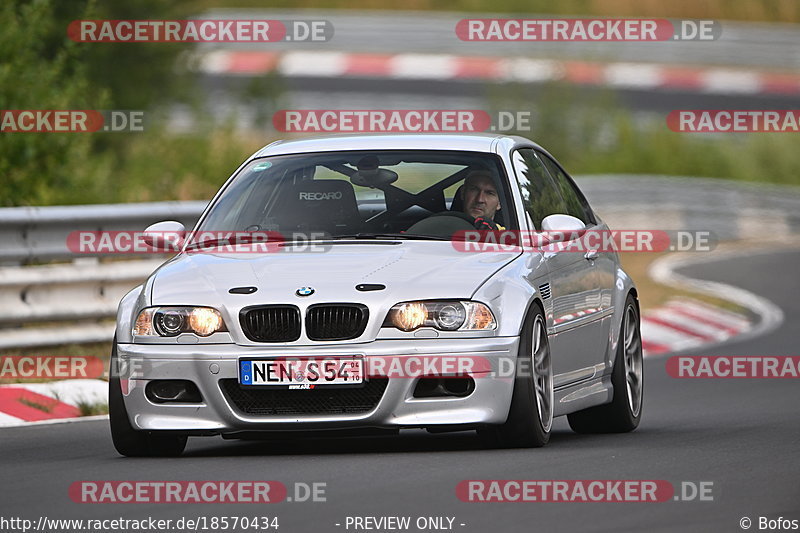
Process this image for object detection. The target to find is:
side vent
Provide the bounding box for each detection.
[539,283,552,300]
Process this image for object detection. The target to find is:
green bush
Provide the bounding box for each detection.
[0,0,108,206]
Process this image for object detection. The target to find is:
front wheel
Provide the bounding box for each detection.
[479,305,552,448]
[109,339,187,457]
[567,294,644,433]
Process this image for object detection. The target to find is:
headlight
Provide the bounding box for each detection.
[133,307,226,337]
[383,301,496,332]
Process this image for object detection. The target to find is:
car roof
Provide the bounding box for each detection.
[251,133,541,158]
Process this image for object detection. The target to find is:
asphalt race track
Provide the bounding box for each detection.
[1,249,798,533]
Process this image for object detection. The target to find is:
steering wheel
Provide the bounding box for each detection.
[433,211,499,229]
[406,211,498,236]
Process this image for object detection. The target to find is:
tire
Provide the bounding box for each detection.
[567,294,644,434]
[109,339,187,457]
[479,305,553,448]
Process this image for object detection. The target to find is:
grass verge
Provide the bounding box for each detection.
[619,251,748,314]
[76,400,108,417]
[17,396,55,413]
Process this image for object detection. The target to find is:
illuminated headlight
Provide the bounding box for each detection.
[383,301,496,332]
[133,307,226,337]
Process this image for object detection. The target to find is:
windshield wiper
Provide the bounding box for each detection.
[184,236,277,251]
[325,233,450,241]
[184,233,451,250]
[184,238,231,251]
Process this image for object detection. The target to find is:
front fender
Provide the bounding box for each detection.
[471,252,551,338]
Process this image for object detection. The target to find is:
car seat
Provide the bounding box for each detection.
[269,179,361,234]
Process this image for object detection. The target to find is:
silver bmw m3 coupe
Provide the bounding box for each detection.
[110,134,643,456]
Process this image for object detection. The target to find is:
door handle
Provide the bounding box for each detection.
[584,249,598,261]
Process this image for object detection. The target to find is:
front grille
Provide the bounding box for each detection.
[240,305,301,342]
[306,304,369,341]
[219,378,388,416]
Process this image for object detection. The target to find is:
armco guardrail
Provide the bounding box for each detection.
[0,260,165,350]
[0,260,164,324]
[0,176,799,349]
[0,200,207,264]
[578,175,800,241]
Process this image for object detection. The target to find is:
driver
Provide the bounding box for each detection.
[460,169,505,230]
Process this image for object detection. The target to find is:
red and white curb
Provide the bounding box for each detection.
[648,246,785,353]
[0,379,107,427]
[641,298,751,356]
[198,50,800,96]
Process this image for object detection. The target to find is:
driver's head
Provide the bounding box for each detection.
[461,169,501,220]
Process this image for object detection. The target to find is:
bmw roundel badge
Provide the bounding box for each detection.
[296,286,314,297]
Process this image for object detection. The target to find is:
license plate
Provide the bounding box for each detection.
[239,357,364,388]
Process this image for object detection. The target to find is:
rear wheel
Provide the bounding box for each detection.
[109,339,187,457]
[567,294,643,433]
[480,306,552,448]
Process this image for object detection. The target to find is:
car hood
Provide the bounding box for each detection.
[150,241,520,310]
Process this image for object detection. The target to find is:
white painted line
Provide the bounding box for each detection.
[199,50,232,75]
[640,318,703,351]
[647,308,733,340]
[666,298,751,329]
[0,414,108,428]
[605,63,664,89]
[0,411,25,427]
[501,58,562,83]
[12,379,107,406]
[390,54,458,80]
[661,304,746,335]
[279,51,348,77]
[701,69,761,94]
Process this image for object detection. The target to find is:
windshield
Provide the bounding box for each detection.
[195,150,515,241]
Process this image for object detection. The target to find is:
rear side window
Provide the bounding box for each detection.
[538,152,595,225]
[511,149,567,229]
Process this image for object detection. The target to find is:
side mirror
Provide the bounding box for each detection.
[539,214,585,244]
[143,220,186,251]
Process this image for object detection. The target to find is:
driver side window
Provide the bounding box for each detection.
[538,152,594,225]
[511,149,567,229]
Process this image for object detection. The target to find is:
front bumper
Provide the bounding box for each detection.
[116,337,519,433]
